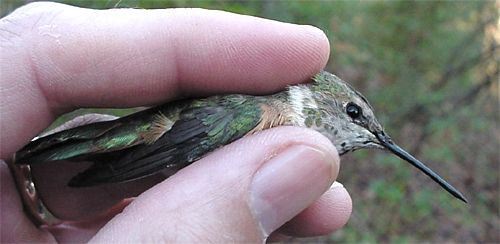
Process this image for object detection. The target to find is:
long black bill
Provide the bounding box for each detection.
[375,132,468,203]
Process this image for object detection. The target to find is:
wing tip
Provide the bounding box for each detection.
[67,168,107,187]
[67,174,96,187]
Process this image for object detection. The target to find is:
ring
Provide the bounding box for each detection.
[8,156,62,227]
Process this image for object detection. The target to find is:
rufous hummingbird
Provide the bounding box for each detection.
[14,71,467,203]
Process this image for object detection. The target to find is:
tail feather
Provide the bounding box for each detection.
[15,120,121,164]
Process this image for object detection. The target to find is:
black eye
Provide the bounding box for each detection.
[346,103,362,119]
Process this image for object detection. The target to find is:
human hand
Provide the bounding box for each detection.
[0,2,352,242]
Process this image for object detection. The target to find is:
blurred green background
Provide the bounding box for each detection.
[2,0,498,242]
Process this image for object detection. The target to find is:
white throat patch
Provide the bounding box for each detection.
[287,86,318,126]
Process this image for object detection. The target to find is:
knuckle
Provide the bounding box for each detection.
[0,2,67,44]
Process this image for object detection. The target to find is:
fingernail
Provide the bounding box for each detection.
[330,181,344,189]
[249,145,336,236]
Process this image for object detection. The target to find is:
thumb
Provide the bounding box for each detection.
[90,127,339,242]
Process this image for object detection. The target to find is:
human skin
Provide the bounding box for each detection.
[0,2,352,243]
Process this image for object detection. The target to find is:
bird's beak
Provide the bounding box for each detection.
[374,131,468,203]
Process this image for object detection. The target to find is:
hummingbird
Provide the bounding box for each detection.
[14,71,467,203]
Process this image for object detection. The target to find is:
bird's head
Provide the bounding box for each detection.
[309,71,467,203]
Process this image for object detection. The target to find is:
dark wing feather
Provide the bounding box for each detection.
[69,95,263,187]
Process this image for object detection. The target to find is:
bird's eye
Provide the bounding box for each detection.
[346,103,362,119]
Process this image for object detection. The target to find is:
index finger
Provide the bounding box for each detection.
[0,2,329,157]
